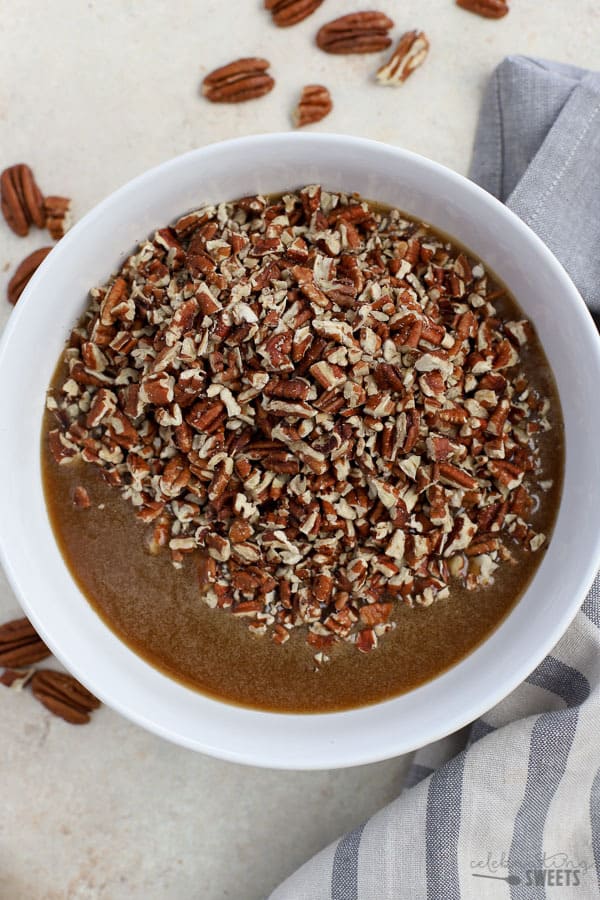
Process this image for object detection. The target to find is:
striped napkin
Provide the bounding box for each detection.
[271,56,600,899]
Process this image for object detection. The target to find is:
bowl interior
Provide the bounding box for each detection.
[1,134,599,769]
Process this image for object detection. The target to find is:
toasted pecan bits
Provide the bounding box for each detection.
[456,0,509,18]
[31,670,101,725]
[316,11,394,54]
[265,0,324,27]
[202,58,275,103]
[1,164,46,236]
[293,85,333,127]
[73,486,92,509]
[46,187,553,659]
[44,195,72,240]
[376,30,430,86]
[7,247,52,305]
[0,617,51,667]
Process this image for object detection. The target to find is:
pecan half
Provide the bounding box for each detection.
[293,85,333,127]
[44,195,72,240]
[0,617,51,667]
[316,12,394,54]
[202,58,275,103]
[7,247,52,305]
[31,670,101,725]
[265,0,323,27]
[376,30,430,85]
[456,0,509,18]
[0,164,45,236]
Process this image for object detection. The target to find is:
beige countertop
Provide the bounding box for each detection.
[0,2,597,897]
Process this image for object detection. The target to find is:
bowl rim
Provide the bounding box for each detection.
[1,132,600,769]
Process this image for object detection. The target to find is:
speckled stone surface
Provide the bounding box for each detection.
[0,2,597,897]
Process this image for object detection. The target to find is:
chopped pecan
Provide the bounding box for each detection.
[160,456,191,498]
[356,628,377,653]
[73,486,91,509]
[359,602,392,625]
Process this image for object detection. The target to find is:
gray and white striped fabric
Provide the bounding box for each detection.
[271,57,600,900]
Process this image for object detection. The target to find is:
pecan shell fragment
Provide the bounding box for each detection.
[31,669,101,725]
[0,617,51,667]
[316,12,394,55]
[202,58,275,104]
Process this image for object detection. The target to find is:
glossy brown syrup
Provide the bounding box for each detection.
[41,215,564,713]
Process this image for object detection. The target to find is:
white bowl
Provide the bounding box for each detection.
[1,134,599,770]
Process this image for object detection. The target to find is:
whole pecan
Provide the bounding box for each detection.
[265,0,323,27]
[316,12,394,54]
[293,85,333,127]
[456,0,509,18]
[376,30,430,85]
[202,58,275,103]
[44,195,71,240]
[1,164,46,236]
[7,247,52,305]
[0,617,51,667]
[31,670,101,725]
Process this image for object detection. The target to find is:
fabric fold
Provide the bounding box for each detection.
[472,56,600,320]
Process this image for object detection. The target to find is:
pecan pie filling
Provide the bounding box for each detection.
[42,187,563,712]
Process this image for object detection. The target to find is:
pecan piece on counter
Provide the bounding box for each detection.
[31,670,101,725]
[44,195,72,240]
[376,30,430,85]
[293,85,333,127]
[265,0,323,27]
[0,667,34,690]
[0,617,51,667]
[0,163,46,236]
[7,247,52,305]
[316,12,394,54]
[202,58,275,103]
[456,0,509,18]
